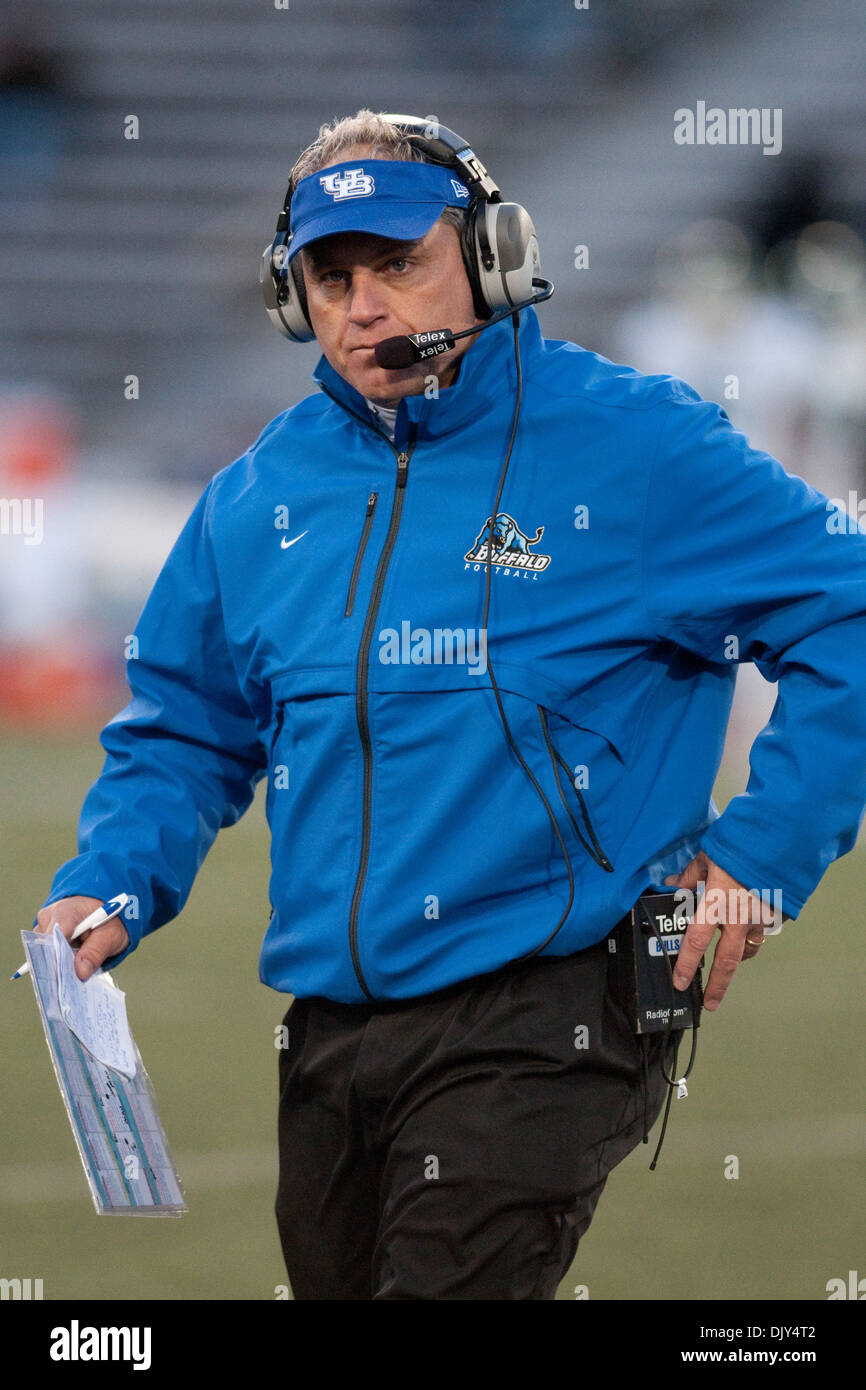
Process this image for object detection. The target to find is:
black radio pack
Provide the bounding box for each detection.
[607,890,703,1035]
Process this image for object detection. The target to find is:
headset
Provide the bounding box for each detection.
[260,114,544,342]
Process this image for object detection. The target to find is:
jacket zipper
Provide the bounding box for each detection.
[317,383,418,998]
[344,492,378,617]
[318,380,422,995]
[348,445,414,998]
[538,706,614,873]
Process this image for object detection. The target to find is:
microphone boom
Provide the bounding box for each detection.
[372,279,554,370]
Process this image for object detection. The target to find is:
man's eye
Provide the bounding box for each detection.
[388,258,410,272]
[320,269,345,284]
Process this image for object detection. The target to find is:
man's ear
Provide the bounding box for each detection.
[293,252,313,325]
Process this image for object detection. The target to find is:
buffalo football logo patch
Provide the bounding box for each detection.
[464,512,551,574]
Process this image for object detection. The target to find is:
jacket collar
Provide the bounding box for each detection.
[312,306,545,444]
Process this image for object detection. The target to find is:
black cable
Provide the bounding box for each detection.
[481,316,702,1167]
[480,314,579,960]
[649,1069,678,1171]
[640,1034,650,1143]
[637,901,701,1169]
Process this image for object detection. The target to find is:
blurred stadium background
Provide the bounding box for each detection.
[1,0,863,1300]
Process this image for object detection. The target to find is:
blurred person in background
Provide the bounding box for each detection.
[616,196,866,776]
[0,27,69,195]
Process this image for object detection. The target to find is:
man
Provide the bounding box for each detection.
[34,111,866,1300]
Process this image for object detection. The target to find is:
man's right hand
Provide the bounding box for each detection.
[34,897,131,981]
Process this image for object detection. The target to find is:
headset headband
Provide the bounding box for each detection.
[378,115,502,204]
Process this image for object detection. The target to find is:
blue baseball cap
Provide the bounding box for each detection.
[287,159,472,261]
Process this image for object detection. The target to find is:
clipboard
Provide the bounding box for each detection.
[21,928,186,1216]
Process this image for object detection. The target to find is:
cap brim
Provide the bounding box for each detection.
[288,201,446,261]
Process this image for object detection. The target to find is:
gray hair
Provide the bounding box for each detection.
[290,109,467,240]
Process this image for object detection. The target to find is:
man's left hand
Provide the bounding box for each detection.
[664,851,785,1012]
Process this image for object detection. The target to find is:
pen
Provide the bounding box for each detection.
[11,893,130,981]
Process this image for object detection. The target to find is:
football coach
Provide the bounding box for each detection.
[34,111,866,1300]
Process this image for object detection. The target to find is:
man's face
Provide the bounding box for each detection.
[300,215,484,408]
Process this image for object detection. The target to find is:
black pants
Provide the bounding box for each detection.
[275,936,676,1300]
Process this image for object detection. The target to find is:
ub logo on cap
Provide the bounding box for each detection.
[319,167,376,201]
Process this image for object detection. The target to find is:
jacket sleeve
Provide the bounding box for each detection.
[641,388,866,916]
[37,478,268,962]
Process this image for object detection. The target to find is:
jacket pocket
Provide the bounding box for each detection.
[263,687,364,989]
[537,704,615,873]
[344,491,378,617]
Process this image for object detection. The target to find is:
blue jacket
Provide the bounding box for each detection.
[41,307,866,1002]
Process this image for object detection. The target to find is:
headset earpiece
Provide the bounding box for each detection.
[260,235,316,342]
[470,202,541,313]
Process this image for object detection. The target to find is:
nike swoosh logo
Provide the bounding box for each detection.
[280,531,308,549]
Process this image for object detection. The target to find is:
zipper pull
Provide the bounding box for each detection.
[366,491,376,512]
[396,451,409,486]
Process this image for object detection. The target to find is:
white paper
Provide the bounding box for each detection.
[52,926,137,1078]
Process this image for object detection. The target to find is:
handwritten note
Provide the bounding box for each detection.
[53,926,137,1078]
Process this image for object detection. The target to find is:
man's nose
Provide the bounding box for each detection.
[347,270,388,324]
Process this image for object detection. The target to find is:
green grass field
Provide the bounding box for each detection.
[1,718,863,1301]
